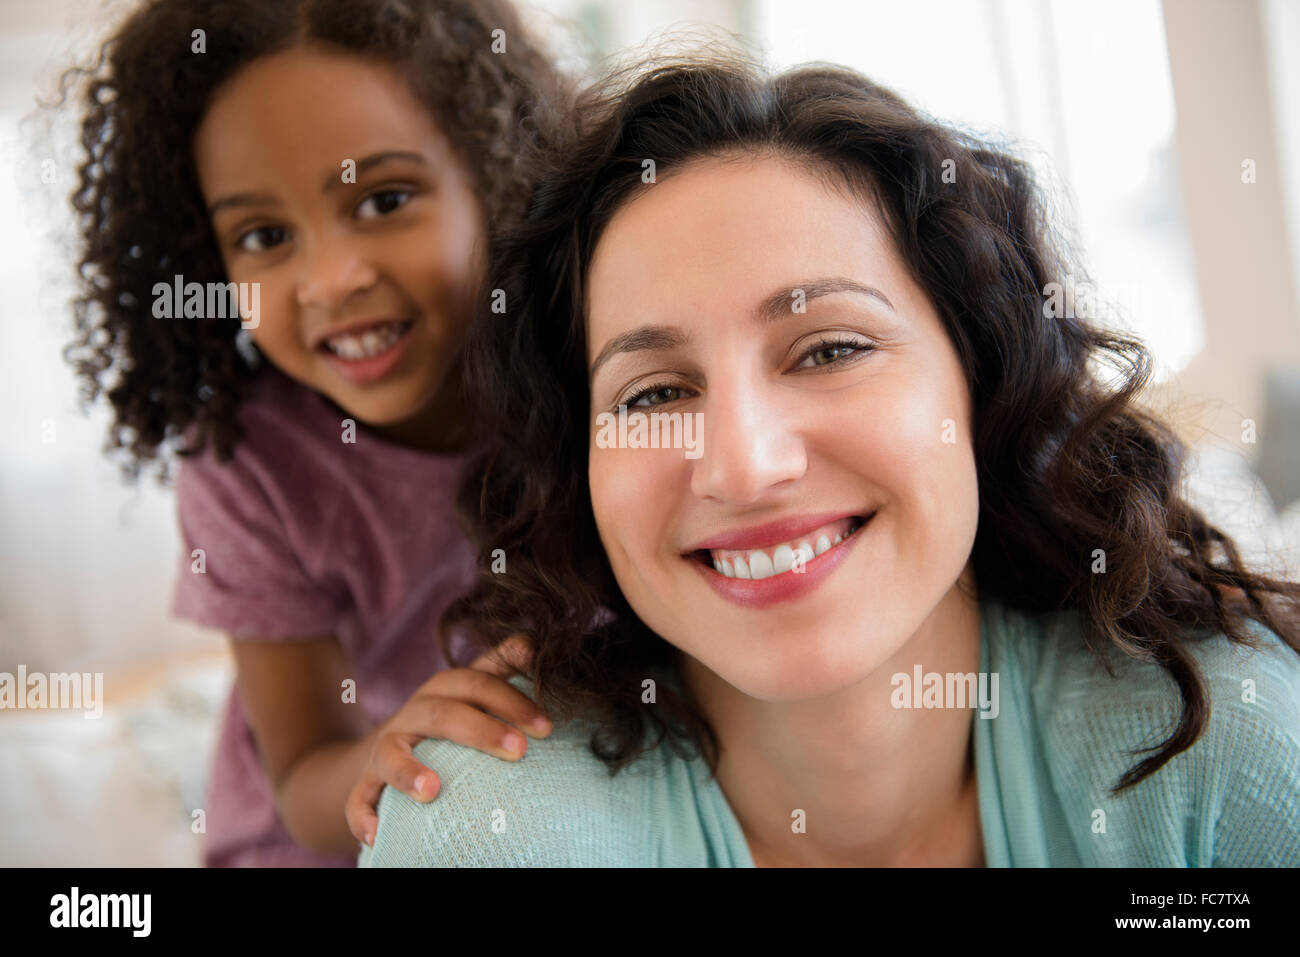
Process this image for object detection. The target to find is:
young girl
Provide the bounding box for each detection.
[62,0,570,866]
[362,50,1300,866]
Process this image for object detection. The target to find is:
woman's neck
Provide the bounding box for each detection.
[679,573,985,868]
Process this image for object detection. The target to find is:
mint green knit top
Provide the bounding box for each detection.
[360,599,1300,866]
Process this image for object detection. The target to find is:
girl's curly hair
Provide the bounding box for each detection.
[60,0,572,480]
[440,50,1300,794]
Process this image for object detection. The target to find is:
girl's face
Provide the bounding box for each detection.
[585,155,980,702]
[193,45,487,429]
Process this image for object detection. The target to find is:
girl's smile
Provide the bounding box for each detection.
[193,45,487,448]
[313,317,416,385]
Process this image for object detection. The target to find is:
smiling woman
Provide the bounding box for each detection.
[361,49,1300,868]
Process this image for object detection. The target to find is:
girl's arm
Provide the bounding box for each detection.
[231,636,548,856]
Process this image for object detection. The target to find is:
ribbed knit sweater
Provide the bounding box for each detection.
[360,599,1300,866]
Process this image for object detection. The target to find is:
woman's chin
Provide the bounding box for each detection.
[683,632,887,703]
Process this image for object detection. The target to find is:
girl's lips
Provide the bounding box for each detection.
[687,510,875,609]
[318,321,414,386]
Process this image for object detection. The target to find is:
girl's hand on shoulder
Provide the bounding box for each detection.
[345,636,550,848]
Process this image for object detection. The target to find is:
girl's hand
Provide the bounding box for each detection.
[345,636,549,848]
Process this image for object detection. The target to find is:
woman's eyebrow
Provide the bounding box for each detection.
[588,278,896,383]
[756,277,896,323]
[207,151,429,216]
[589,325,690,385]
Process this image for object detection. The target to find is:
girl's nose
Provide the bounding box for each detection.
[294,234,378,312]
[689,381,808,505]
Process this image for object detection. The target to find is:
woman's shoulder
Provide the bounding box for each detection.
[1004,600,1300,745]
[987,599,1300,864]
[985,597,1297,716]
[360,675,673,867]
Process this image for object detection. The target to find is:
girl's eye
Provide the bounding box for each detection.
[356,189,412,220]
[235,225,288,253]
[625,384,685,408]
[793,337,874,370]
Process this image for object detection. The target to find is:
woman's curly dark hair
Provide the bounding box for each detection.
[440,49,1300,794]
[60,0,572,480]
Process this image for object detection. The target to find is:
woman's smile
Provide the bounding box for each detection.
[586,154,979,700]
[682,510,877,608]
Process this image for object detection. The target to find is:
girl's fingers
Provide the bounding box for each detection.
[345,770,385,846]
[376,698,536,788]
[424,667,552,737]
[372,734,446,802]
[469,634,534,678]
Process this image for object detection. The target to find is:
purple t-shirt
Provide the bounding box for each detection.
[171,365,480,866]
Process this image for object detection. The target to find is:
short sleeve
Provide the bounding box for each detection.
[171,448,341,639]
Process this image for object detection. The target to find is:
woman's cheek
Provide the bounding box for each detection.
[590,445,671,569]
[587,445,622,545]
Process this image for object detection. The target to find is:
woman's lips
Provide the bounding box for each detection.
[687,511,875,609]
[707,515,862,578]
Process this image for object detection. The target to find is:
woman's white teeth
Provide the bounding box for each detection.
[708,516,864,580]
[325,321,408,359]
[771,544,814,575]
[748,550,775,579]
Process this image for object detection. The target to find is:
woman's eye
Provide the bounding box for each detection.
[794,338,872,369]
[626,384,684,408]
[356,189,412,219]
[234,225,288,253]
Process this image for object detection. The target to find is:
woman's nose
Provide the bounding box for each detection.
[294,233,378,312]
[689,382,808,505]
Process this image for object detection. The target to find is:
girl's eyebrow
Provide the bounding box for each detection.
[320,150,428,192]
[588,277,897,384]
[207,151,429,216]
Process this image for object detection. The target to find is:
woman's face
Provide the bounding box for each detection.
[586,154,980,702]
[194,44,487,427]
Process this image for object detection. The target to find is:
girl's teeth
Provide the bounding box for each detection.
[815,535,831,555]
[326,321,408,359]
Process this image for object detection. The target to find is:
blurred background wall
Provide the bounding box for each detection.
[1,0,1297,865]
